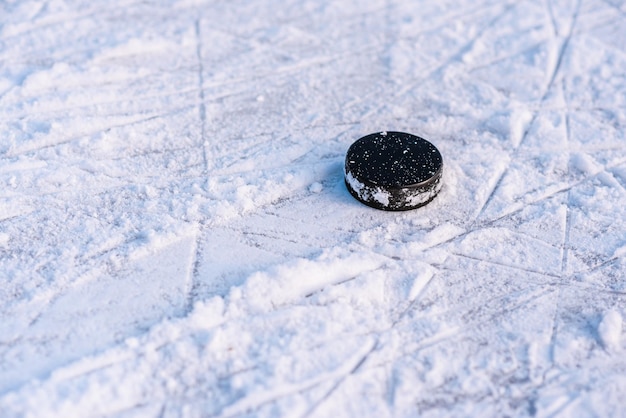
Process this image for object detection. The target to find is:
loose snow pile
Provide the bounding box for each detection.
[1,0,626,416]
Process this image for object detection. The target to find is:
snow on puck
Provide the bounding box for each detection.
[344,131,443,211]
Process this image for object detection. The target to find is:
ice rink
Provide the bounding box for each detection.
[1,0,626,416]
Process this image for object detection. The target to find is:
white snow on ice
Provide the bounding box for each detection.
[598,309,622,351]
[1,0,626,416]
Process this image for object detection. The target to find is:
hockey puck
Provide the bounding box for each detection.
[344,131,443,211]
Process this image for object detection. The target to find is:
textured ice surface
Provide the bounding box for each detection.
[1,0,626,416]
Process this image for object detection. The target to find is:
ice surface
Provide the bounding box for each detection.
[598,309,622,351]
[1,0,626,416]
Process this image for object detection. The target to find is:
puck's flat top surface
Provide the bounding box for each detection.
[346,131,442,188]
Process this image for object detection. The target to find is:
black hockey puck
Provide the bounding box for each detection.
[344,131,443,211]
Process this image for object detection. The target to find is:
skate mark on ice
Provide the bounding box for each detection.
[195,17,210,190]
[213,338,378,418]
[599,0,626,20]
[542,0,581,105]
[364,2,517,121]
[302,339,378,418]
[362,294,547,376]
[560,89,573,276]
[185,228,202,314]
[5,108,192,159]
[473,154,626,230]
[450,252,561,279]
[544,0,559,37]
[472,0,581,225]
